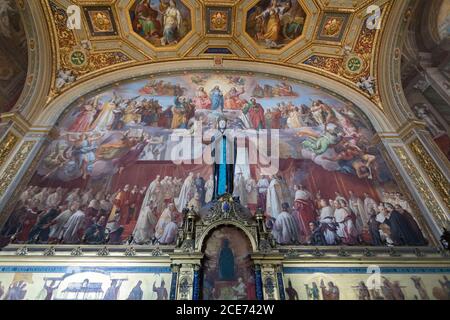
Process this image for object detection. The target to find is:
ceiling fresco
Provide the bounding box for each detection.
[20,0,392,107]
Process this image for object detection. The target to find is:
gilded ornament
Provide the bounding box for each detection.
[0,132,18,168]
[0,141,35,197]
[409,139,450,211]
[393,146,448,229]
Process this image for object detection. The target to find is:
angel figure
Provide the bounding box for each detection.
[357,76,376,96]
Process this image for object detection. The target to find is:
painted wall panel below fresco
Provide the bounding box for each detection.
[283,266,450,300]
[0,265,172,300]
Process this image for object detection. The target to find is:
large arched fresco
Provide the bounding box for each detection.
[0,70,429,248]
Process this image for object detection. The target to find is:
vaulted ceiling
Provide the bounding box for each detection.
[35,0,392,104]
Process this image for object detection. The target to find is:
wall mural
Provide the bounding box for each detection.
[130,0,192,47]
[0,70,429,248]
[0,266,172,300]
[283,267,450,300]
[202,226,256,300]
[245,0,307,49]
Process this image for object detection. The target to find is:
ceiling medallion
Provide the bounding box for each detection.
[68,48,88,69]
[343,54,365,75]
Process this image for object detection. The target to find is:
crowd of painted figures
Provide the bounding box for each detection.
[1,168,427,247]
[0,277,169,300]
[284,276,450,300]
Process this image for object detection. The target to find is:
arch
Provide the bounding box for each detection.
[199,223,257,300]
[197,220,258,253]
[34,59,394,133]
[10,1,53,119]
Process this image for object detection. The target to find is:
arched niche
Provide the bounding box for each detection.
[200,224,256,300]
[196,220,258,253]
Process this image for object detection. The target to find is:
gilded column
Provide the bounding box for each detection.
[169,264,180,300]
[0,131,49,229]
[0,113,30,174]
[408,137,449,212]
[378,132,448,243]
[255,264,264,300]
[260,264,280,300]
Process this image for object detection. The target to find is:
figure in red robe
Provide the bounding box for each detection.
[68,99,99,132]
[113,185,130,225]
[243,98,266,130]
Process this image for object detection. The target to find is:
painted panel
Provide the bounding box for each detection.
[0,265,172,300]
[283,267,450,300]
[202,226,256,300]
[129,0,192,47]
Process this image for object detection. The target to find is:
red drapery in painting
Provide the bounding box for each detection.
[110,161,213,193]
[252,159,381,202]
[31,159,380,203]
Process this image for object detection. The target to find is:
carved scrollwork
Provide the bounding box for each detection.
[311,248,325,257]
[388,247,401,257]
[337,247,350,257]
[284,248,300,258]
[97,246,110,256]
[16,246,28,256]
[363,248,374,257]
[151,247,163,257]
[43,246,56,256]
[71,247,83,256]
[124,247,136,257]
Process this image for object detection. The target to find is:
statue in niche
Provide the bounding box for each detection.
[218,238,235,281]
[204,117,237,201]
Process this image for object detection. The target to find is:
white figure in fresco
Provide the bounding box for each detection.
[266,175,283,219]
[133,200,158,244]
[233,172,247,206]
[49,201,80,241]
[357,76,376,96]
[348,190,367,228]
[89,98,117,131]
[318,199,338,245]
[62,208,86,244]
[363,193,377,220]
[205,175,214,204]
[413,104,445,137]
[245,177,258,209]
[272,203,300,244]
[175,172,195,212]
[161,0,182,46]
[155,203,178,244]
[139,175,161,213]
[56,69,76,90]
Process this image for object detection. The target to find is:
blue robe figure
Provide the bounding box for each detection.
[127,281,143,300]
[210,86,224,112]
[103,280,121,300]
[218,239,235,281]
[209,118,237,200]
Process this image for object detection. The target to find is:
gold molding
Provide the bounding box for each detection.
[0,141,36,198]
[393,146,448,230]
[409,139,450,212]
[0,133,19,170]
